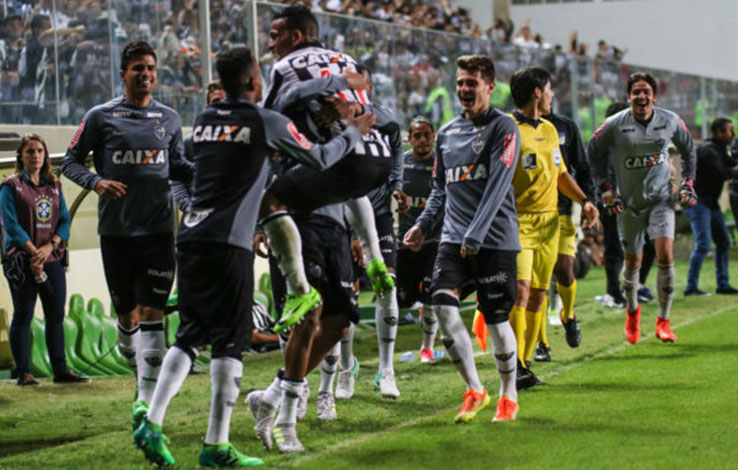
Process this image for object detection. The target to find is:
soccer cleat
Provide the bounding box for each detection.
[366,258,394,297]
[655,317,677,343]
[131,400,149,431]
[625,305,641,344]
[274,286,321,333]
[199,442,264,468]
[419,347,435,363]
[272,423,304,453]
[133,418,175,467]
[516,360,544,390]
[296,381,309,422]
[336,357,359,399]
[374,369,400,399]
[454,388,491,423]
[637,286,654,303]
[534,342,551,362]
[560,311,581,348]
[492,396,519,422]
[603,292,627,308]
[246,390,276,450]
[316,392,337,421]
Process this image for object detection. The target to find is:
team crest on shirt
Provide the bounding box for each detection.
[553,148,562,167]
[472,138,485,154]
[558,132,566,145]
[154,124,166,140]
[183,208,214,227]
[36,197,52,222]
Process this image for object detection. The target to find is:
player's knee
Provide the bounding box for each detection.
[172,343,199,362]
[431,288,459,307]
[140,306,164,322]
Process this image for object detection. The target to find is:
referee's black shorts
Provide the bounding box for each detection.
[174,242,254,359]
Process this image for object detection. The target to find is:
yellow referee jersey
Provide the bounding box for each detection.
[510,112,567,213]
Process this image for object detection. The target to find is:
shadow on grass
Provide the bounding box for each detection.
[551,382,688,392]
[594,353,694,361]
[0,435,90,458]
[673,343,738,353]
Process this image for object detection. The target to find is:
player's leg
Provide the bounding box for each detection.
[336,323,358,399]
[648,204,677,343]
[619,208,648,343]
[601,203,626,307]
[317,341,340,421]
[345,197,394,296]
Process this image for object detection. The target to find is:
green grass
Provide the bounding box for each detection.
[2,257,738,469]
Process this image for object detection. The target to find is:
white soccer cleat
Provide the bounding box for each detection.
[316,391,337,421]
[374,369,400,399]
[296,381,310,421]
[336,356,359,400]
[247,390,277,450]
[273,423,304,453]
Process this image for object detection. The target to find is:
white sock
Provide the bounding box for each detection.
[340,324,355,371]
[657,264,675,320]
[421,303,437,349]
[345,197,382,262]
[319,342,340,393]
[137,321,166,403]
[262,375,283,407]
[117,323,139,375]
[275,379,304,426]
[488,321,518,401]
[205,357,243,445]
[433,292,483,392]
[262,212,309,295]
[623,267,640,312]
[147,346,194,426]
[376,286,398,373]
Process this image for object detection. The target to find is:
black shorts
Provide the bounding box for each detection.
[375,212,397,271]
[268,154,392,214]
[100,233,175,316]
[431,243,517,324]
[271,214,359,324]
[396,242,438,308]
[174,242,254,359]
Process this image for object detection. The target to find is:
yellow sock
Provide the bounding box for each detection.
[537,296,549,347]
[509,305,527,364]
[523,308,543,363]
[559,280,577,321]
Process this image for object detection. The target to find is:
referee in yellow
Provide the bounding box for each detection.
[508,66,599,389]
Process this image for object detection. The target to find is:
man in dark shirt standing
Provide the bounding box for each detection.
[685,117,738,296]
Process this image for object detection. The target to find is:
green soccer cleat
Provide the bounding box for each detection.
[366,258,394,297]
[274,286,321,333]
[133,418,175,467]
[199,442,264,468]
[132,400,149,431]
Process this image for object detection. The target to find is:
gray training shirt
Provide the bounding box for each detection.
[588,106,696,211]
[62,96,193,237]
[415,107,521,252]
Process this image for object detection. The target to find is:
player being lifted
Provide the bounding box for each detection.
[588,71,697,344]
[61,41,193,430]
[132,46,373,466]
[508,66,598,389]
[405,55,522,422]
[258,6,395,332]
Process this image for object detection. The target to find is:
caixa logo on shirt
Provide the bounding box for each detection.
[445,163,488,183]
[112,149,167,165]
[624,153,665,170]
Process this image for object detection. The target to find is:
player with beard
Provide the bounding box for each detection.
[588,71,697,344]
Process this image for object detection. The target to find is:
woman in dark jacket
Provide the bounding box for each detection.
[1,134,89,386]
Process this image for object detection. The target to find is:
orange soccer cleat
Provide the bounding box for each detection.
[655,317,677,343]
[492,396,519,422]
[624,305,641,344]
[454,388,491,423]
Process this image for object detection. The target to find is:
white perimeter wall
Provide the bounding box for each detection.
[509,0,738,81]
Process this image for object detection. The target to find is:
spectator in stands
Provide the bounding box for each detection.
[685,118,738,296]
[1,134,89,386]
[513,20,538,48]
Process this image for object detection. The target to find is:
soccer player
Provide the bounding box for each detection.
[404,55,522,423]
[258,6,395,333]
[132,47,373,466]
[588,71,697,344]
[508,66,598,388]
[395,117,442,363]
[534,107,596,360]
[61,41,193,429]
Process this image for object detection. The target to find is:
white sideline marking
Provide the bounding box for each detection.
[290,305,734,466]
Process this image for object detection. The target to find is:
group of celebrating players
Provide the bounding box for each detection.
[58,4,699,468]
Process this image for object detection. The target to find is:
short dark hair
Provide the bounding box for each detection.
[273,6,319,40]
[409,116,434,133]
[510,66,551,108]
[30,14,50,31]
[627,72,658,96]
[605,101,629,118]
[216,47,257,98]
[206,79,224,105]
[456,55,495,83]
[711,117,733,135]
[355,63,372,79]
[120,41,157,71]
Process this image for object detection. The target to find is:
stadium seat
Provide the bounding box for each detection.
[29,317,53,377]
[63,316,98,375]
[85,298,131,375]
[67,295,116,376]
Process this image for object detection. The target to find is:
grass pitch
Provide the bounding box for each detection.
[2,259,737,469]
